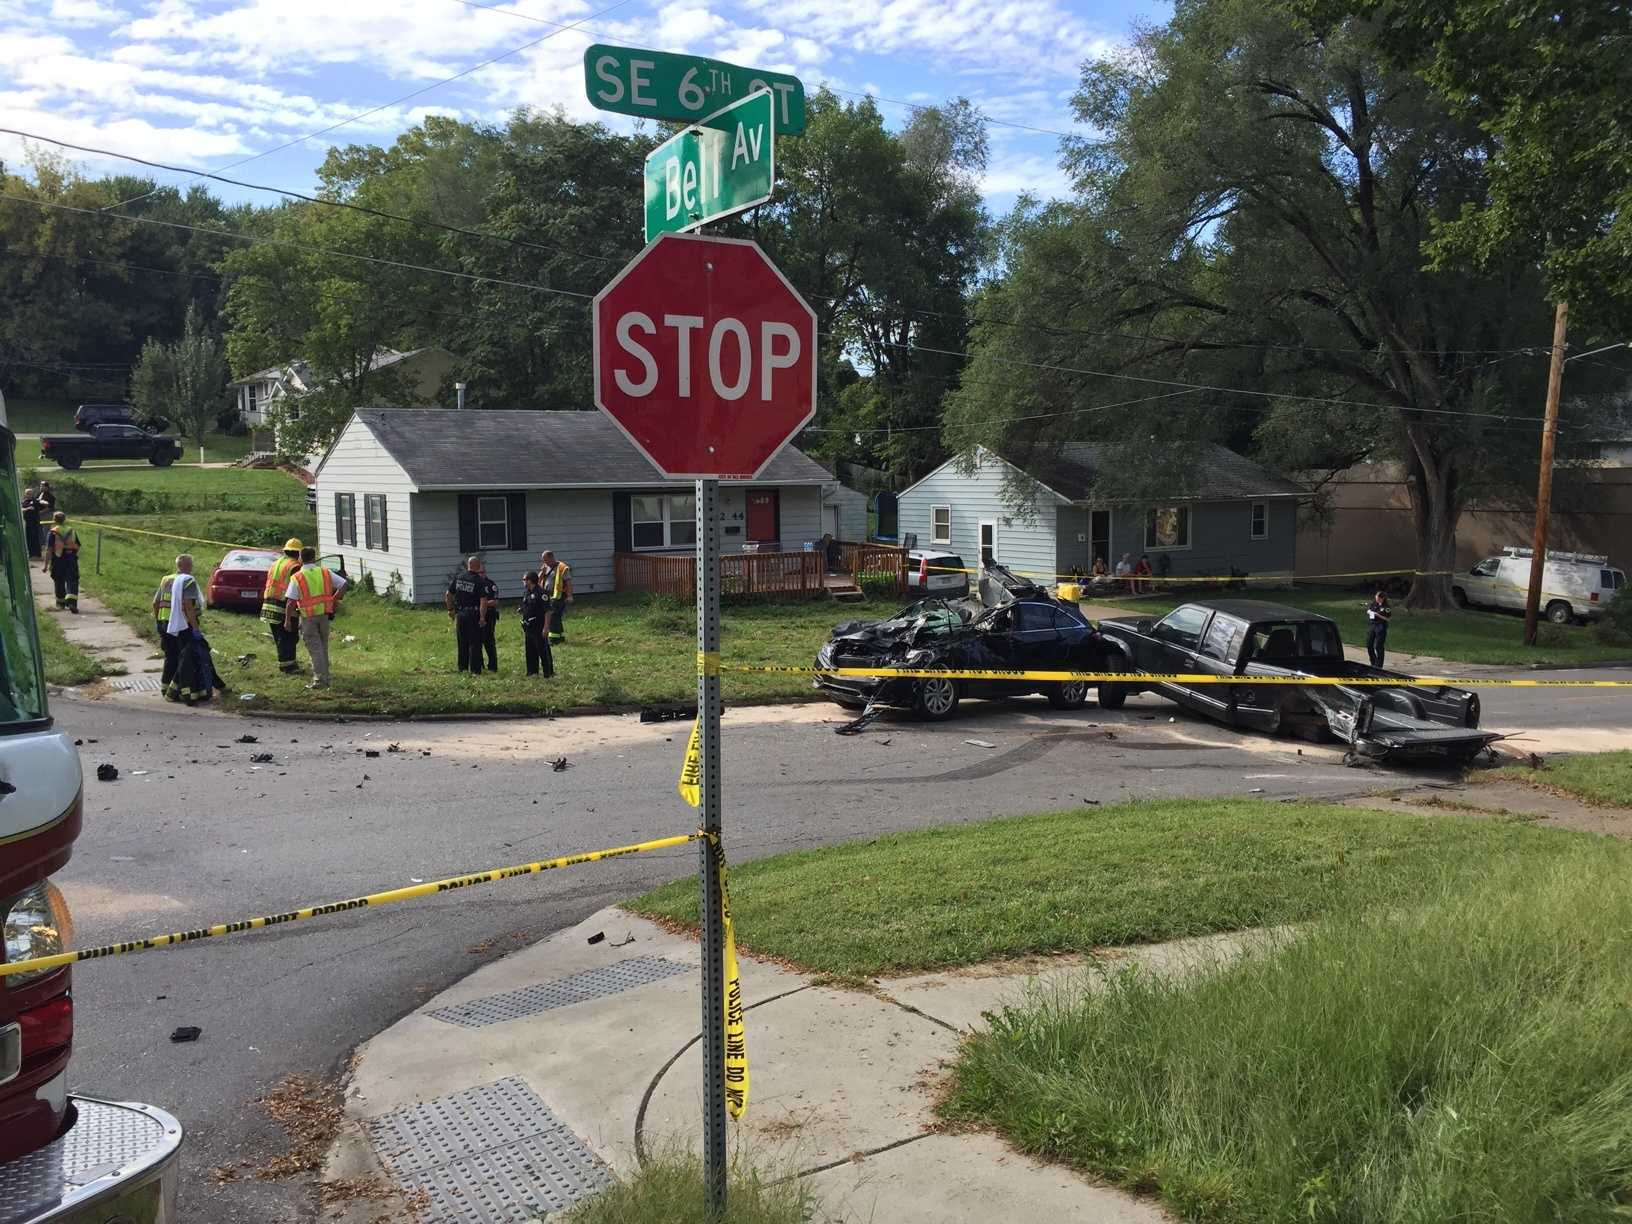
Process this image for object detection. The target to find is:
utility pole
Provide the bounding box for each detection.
[1522,301,1569,646]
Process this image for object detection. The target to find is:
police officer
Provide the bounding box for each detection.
[519,571,555,678]
[444,556,492,674]
[1365,588,1391,668]
[43,511,80,612]
[262,538,305,674]
[21,485,41,559]
[477,558,501,672]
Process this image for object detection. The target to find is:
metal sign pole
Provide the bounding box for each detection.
[694,476,727,1215]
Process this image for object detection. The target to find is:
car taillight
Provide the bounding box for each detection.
[40,438,52,450]
[20,995,72,1056]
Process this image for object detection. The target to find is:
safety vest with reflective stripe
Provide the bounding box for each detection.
[261,555,303,621]
[291,565,337,616]
[51,527,79,553]
[542,562,570,600]
[154,573,199,621]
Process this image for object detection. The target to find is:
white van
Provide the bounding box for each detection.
[1453,547,1626,623]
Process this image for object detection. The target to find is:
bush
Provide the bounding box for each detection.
[858,574,902,601]
[1596,588,1632,647]
[564,1147,814,1224]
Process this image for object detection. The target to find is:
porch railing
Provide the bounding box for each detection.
[614,550,826,600]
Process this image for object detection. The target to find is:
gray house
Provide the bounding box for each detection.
[311,409,837,603]
[896,444,1307,583]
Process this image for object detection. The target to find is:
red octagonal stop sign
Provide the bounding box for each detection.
[593,232,817,479]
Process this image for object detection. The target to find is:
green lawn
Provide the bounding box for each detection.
[4,397,76,434]
[629,799,1590,977]
[1489,749,1632,807]
[1091,588,1629,666]
[945,843,1632,1223]
[21,464,306,514]
[37,610,116,686]
[66,508,890,715]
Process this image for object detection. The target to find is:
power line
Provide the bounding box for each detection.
[0,245,221,283]
[99,0,637,214]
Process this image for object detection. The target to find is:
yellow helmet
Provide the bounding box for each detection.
[284,537,304,552]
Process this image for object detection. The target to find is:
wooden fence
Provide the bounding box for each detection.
[614,550,826,600]
[837,541,908,596]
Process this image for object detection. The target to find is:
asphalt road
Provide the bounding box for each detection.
[46,673,1632,1221]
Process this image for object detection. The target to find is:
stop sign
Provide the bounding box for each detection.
[593,232,817,479]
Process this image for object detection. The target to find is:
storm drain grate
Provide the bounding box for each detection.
[369,1076,612,1222]
[427,956,692,1029]
[108,676,164,692]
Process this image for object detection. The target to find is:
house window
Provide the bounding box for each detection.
[1145,505,1191,550]
[477,495,510,550]
[244,384,258,417]
[931,505,951,545]
[363,494,389,551]
[1250,501,1268,540]
[631,493,697,550]
[334,493,356,547]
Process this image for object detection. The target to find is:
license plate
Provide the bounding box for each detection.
[241,589,261,599]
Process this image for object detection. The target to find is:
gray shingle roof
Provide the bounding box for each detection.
[999,442,1306,502]
[350,409,833,489]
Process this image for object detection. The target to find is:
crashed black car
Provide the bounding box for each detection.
[813,566,1109,721]
[1096,599,1502,764]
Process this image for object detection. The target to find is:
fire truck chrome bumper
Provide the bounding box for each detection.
[0,1023,19,1086]
[1,1096,182,1224]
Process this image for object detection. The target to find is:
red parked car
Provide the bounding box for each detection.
[206,549,280,611]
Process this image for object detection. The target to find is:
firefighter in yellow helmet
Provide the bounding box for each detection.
[262,538,305,674]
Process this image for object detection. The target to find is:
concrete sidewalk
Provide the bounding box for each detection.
[324,906,1256,1222]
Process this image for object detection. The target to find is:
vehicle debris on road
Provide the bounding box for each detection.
[95,763,118,781]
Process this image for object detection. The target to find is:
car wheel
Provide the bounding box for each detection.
[1047,680,1090,709]
[1451,586,1468,608]
[1097,657,1129,710]
[152,452,175,467]
[1546,600,1573,625]
[58,456,82,470]
[912,677,959,720]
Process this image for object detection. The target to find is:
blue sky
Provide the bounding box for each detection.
[0,0,1170,214]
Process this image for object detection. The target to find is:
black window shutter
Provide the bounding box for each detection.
[378,497,389,552]
[457,494,478,553]
[507,492,527,552]
[612,492,632,553]
[333,492,345,545]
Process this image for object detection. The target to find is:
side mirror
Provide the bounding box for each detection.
[1136,619,1154,633]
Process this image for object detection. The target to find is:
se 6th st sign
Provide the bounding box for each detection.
[583,44,806,134]
[645,90,773,241]
[592,233,817,480]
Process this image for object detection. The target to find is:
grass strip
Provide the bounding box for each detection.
[1488,749,1632,808]
[37,609,115,686]
[944,843,1632,1222]
[1092,588,1629,666]
[563,1147,814,1224]
[628,800,1589,977]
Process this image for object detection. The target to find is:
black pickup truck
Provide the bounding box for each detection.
[40,423,185,469]
[1096,598,1502,765]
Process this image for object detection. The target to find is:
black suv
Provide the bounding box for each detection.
[73,403,169,433]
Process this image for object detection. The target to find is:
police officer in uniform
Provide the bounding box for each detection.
[477,558,501,672]
[43,511,80,612]
[519,570,555,678]
[444,556,492,674]
[262,538,306,674]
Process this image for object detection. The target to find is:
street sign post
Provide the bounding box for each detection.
[644,90,774,241]
[593,233,816,1215]
[584,43,805,134]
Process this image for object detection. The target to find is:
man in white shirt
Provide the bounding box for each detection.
[161,556,208,703]
[282,547,348,689]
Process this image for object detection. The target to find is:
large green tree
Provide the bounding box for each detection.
[944,0,1617,606]
[1313,0,1632,338]
[130,303,228,446]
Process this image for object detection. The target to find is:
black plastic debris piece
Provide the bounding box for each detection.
[249,753,274,764]
[73,738,83,746]
[95,763,119,782]
[551,757,570,771]
[364,749,380,758]
[170,1026,201,1043]
[235,734,259,744]
[586,931,605,945]
[386,743,402,753]
[835,703,885,736]
[640,704,698,724]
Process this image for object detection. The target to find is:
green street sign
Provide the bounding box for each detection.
[644,89,775,241]
[584,43,806,135]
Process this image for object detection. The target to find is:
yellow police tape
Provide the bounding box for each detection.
[721,663,1632,687]
[716,835,748,1119]
[678,717,703,806]
[918,561,1458,584]
[70,517,257,553]
[697,650,721,677]
[0,832,703,980]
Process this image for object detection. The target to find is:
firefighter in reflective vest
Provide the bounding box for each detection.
[281,547,347,690]
[539,549,572,644]
[150,557,203,693]
[42,511,80,612]
[261,538,305,674]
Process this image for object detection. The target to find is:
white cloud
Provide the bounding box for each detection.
[980,150,1072,199]
[49,0,125,24]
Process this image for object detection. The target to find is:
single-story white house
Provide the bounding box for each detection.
[230,348,457,430]
[311,409,844,602]
[897,443,1307,581]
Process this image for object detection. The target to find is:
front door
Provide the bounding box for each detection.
[746,491,779,544]
[1090,510,1111,572]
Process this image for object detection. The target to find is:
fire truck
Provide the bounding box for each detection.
[0,391,183,1221]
